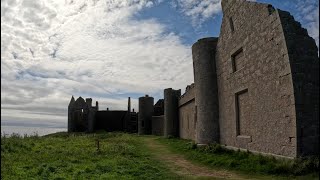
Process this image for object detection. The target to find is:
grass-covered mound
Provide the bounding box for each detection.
[1,132,179,180]
[157,137,319,179]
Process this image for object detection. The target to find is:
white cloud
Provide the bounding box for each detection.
[172,0,256,27]
[173,0,222,26]
[1,0,194,128]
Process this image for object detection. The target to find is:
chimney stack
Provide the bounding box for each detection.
[128,97,131,113]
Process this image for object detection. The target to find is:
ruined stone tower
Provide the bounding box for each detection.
[138,95,154,135]
[192,37,220,145]
[164,88,181,137]
[68,96,98,133]
[68,96,75,132]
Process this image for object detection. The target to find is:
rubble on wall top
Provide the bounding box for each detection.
[179,83,195,99]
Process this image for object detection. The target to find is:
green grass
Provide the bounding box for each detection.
[2,132,319,180]
[157,137,319,179]
[1,132,181,180]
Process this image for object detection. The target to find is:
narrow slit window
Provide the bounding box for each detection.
[187,116,189,130]
[194,106,197,127]
[229,17,235,32]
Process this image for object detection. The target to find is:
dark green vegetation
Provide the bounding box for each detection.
[1,132,180,180]
[157,137,319,179]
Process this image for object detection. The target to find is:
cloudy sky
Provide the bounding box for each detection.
[1,0,319,129]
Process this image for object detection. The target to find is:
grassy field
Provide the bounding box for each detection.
[1,132,180,179]
[1,132,319,179]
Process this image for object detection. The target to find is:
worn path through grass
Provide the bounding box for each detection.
[143,136,249,180]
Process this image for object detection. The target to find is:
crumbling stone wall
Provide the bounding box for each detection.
[154,99,164,116]
[68,96,136,133]
[278,10,319,156]
[178,83,196,140]
[214,0,318,157]
[68,96,89,132]
[68,96,75,132]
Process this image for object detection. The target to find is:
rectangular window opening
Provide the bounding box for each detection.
[231,48,244,72]
[235,89,249,136]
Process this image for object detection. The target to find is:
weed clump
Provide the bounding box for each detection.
[186,142,197,150]
[197,143,226,154]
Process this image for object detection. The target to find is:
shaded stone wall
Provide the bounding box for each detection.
[164,88,181,137]
[68,96,75,132]
[68,97,101,133]
[178,83,196,140]
[216,0,298,157]
[69,97,89,132]
[95,110,127,132]
[68,96,137,133]
[278,10,319,156]
[86,98,97,133]
[138,95,154,135]
[127,112,138,133]
[87,108,96,133]
[154,99,164,116]
[152,115,164,136]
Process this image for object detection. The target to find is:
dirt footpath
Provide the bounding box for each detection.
[143,137,249,180]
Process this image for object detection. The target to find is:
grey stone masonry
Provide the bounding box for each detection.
[217,0,294,156]
[214,0,319,157]
[164,88,181,137]
[178,83,196,140]
[192,37,220,144]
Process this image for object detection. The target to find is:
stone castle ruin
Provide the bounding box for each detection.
[68,96,138,133]
[68,0,319,158]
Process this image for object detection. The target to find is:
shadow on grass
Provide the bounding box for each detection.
[157,137,319,178]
